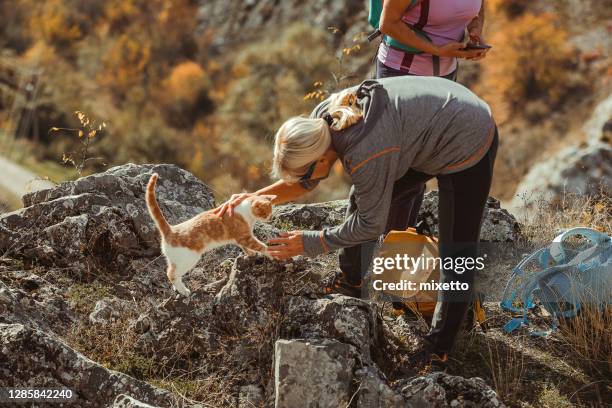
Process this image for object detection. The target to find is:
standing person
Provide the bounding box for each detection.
[327,0,491,297]
[376,0,488,79]
[215,76,498,368]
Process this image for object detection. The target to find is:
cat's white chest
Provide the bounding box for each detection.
[161,242,201,272]
[234,200,256,226]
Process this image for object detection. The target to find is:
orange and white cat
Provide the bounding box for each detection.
[145,173,274,296]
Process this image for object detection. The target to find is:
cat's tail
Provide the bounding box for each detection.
[146,173,172,238]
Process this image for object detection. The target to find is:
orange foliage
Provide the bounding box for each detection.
[99,33,151,99]
[164,61,207,105]
[479,12,574,122]
[487,0,529,19]
[97,0,198,101]
[29,0,83,49]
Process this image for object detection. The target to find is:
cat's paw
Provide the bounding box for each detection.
[260,248,274,260]
[173,285,191,297]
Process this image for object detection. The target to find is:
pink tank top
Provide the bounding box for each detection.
[377,0,482,76]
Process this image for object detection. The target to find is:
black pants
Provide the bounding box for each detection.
[338,60,459,285]
[343,128,498,353]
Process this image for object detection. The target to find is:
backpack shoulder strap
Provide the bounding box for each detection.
[397,0,441,75]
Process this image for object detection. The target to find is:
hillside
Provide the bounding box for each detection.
[0,163,609,407]
[1,0,608,205]
[0,2,610,407]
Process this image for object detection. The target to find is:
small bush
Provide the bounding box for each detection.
[537,384,574,408]
[488,0,530,19]
[480,13,575,122]
[98,33,152,101]
[160,61,214,129]
[164,61,206,105]
[66,282,111,314]
[29,0,84,51]
[64,318,154,380]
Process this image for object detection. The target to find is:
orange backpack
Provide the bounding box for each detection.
[378,227,486,328]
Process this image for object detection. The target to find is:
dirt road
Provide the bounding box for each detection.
[0,155,55,204]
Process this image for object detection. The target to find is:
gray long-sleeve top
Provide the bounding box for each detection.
[301,76,496,257]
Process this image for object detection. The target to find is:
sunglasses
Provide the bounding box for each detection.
[299,161,318,180]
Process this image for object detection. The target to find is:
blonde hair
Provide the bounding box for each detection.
[272,90,363,181]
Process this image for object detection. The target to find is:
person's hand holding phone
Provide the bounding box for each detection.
[436,41,488,59]
[464,43,490,60]
[464,30,491,61]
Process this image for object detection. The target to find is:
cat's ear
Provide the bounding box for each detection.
[261,194,277,202]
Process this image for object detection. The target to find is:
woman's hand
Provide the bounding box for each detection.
[465,48,489,61]
[435,42,487,59]
[465,30,489,61]
[267,231,305,260]
[468,29,482,45]
[214,192,256,217]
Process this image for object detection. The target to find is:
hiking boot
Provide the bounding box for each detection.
[413,348,449,374]
[323,272,362,298]
[428,352,449,372]
[392,302,408,316]
[392,302,421,319]
[415,338,449,373]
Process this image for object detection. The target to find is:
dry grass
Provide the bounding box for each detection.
[486,192,611,405]
[484,339,526,403]
[65,282,112,314]
[536,384,574,408]
[58,191,609,407]
[62,306,242,407]
[64,318,151,378]
[517,191,611,245]
[517,192,611,388]
[558,305,612,381]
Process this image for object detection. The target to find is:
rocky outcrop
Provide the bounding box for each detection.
[274,338,357,408]
[513,142,611,208]
[214,256,306,328]
[281,295,379,361]
[398,372,504,408]
[0,275,75,333]
[197,0,368,48]
[273,326,505,408]
[513,94,612,209]
[0,164,511,407]
[584,93,612,144]
[274,192,522,242]
[274,293,504,408]
[0,163,215,273]
[272,200,348,230]
[417,192,522,242]
[0,323,176,408]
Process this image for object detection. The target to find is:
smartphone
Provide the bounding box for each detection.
[463,43,492,50]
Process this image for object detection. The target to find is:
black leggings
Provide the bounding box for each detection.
[340,128,498,353]
[375,60,458,231]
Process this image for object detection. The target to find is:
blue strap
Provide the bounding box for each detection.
[502,228,611,336]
